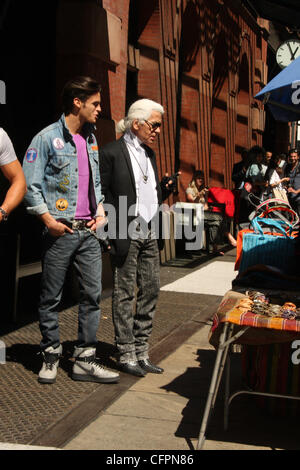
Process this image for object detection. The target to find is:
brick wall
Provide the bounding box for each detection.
[56,0,268,199]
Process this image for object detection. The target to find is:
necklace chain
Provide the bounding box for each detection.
[127,145,149,183]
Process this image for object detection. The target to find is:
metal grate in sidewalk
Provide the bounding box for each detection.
[0,291,217,446]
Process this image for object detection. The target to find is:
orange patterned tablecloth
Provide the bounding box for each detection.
[209,290,300,347]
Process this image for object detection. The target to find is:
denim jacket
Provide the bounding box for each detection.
[23,114,103,221]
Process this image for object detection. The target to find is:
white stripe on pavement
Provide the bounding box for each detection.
[0,443,59,450]
[160,261,236,296]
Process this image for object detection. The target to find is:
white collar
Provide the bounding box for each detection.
[124,130,144,152]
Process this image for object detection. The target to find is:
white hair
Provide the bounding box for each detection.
[116,98,164,134]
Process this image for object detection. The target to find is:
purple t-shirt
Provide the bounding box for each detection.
[73,134,92,220]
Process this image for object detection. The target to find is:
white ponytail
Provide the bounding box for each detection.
[116,118,127,134]
[116,99,164,134]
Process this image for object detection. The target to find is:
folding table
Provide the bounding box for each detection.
[197,290,300,450]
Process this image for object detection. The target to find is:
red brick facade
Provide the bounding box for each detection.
[56,0,268,200]
[0,0,271,316]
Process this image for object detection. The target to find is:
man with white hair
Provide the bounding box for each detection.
[100,98,173,377]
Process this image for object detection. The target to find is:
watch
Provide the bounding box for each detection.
[276,39,300,69]
[0,207,8,221]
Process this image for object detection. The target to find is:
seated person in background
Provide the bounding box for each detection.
[186,171,237,255]
[186,170,208,204]
[206,185,237,255]
[285,149,300,214]
[245,146,268,197]
[263,154,290,201]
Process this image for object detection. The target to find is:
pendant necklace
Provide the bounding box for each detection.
[128,146,149,183]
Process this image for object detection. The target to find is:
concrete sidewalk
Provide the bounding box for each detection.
[63,324,274,451]
[62,249,300,451]
[63,325,299,451]
[1,248,299,451]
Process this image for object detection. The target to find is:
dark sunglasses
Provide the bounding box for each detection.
[144,120,162,130]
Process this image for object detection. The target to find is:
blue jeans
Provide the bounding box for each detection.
[39,229,102,351]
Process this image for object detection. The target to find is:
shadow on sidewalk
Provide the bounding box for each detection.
[161,348,300,450]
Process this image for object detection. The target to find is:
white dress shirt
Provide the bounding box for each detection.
[123,130,158,219]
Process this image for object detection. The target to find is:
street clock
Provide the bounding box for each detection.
[276,39,300,69]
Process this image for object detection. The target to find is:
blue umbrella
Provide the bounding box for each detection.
[255,54,300,122]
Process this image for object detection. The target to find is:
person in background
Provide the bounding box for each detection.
[186,171,236,255]
[186,170,208,204]
[231,148,250,190]
[285,149,300,214]
[263,154,289,201]
[264,150,272,166]
[206,184,237,255]
[231,148,250,227]
[277,152,287,174]
[0,128,26,223]
[245,146,268,197]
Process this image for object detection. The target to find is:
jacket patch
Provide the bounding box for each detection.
[26,148,38,163]
[53,138,65,150]
[56,198,69,211]
[59,175,70,193]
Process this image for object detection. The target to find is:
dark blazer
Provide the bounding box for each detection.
[99,136,165,257]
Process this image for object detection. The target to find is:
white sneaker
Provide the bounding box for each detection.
[72,348,120,384]
[38,345,63,384]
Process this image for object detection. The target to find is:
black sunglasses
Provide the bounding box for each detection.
[144,120,162,130]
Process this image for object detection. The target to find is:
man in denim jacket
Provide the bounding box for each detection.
[23,76,119,385]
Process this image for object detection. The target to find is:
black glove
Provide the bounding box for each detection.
[99,235,112,252]
[161,172,180,194]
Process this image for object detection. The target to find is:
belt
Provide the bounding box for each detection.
[135,220,154,231]
[64,219,89,230]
